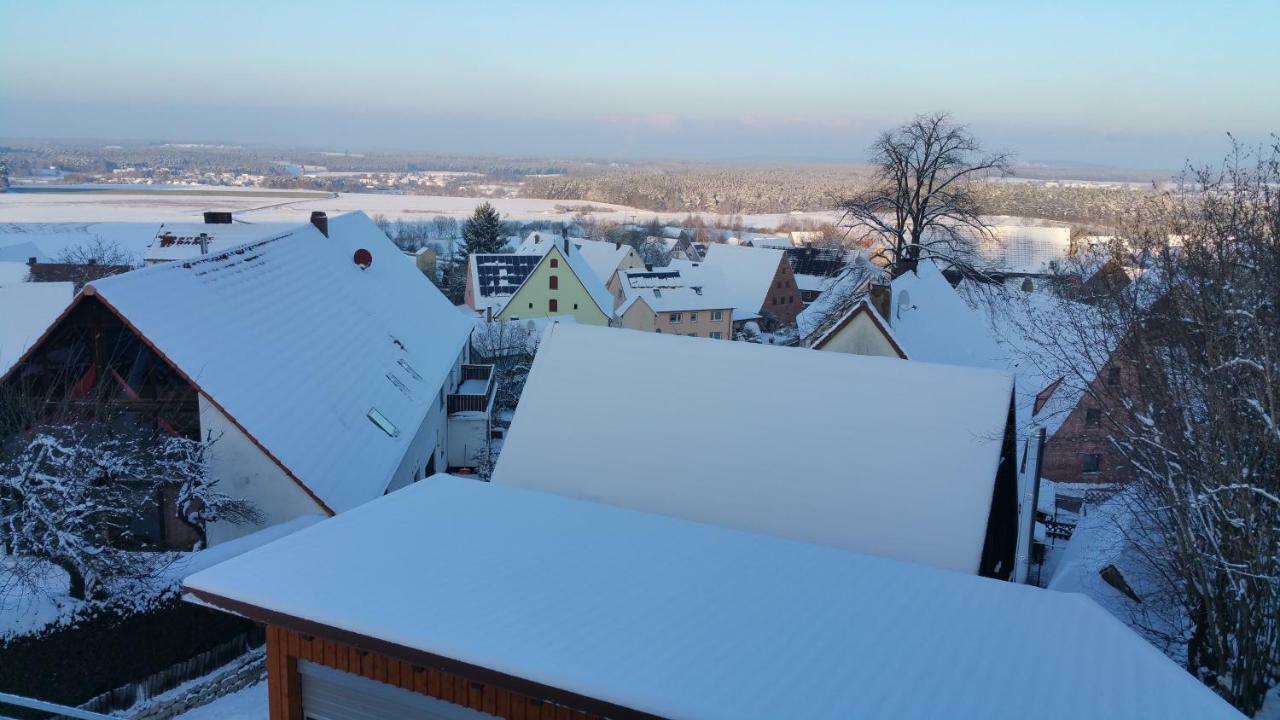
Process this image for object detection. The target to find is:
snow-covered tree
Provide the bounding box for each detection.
[1,426,259,600]
[149,431,262,550]
[1019,139,1280,715]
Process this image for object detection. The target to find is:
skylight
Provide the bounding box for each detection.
[367,408,399,437]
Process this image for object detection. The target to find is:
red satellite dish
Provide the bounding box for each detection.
[353,248,373,269]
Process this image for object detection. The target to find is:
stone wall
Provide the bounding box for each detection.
[124,648,265,720]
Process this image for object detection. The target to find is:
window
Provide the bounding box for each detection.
[670,312,682,323]
[655,328,662,333]
[549,298,558,312]
[550,258,558,268]
[1082,453,1102,473]
[573,303,578,309]
[711,310,723,321]
[1085,408,1102,427]
[710,331,722,339]
[1106,367,1121,385]
[771,296,777,305]
[528,302,533,309]
[549,275,558,289]
[690,312,698,322]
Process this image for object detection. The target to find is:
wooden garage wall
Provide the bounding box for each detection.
[266,625,606,720]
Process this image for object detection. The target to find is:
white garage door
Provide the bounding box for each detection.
[299,661,499,720]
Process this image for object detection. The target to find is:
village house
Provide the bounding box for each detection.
[614,265,734,339]
[182,476,1241,720]
[803,299,905,358]
[0,211,486,548]
[517,231,643,287]
[143,212,297,265]
[494,323,1019,578]
[702,243,803,328]
[466,238,614,325]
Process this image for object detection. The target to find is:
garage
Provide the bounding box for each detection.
[299,661,498,720]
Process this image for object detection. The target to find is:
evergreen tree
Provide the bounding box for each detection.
[458,202,507,255]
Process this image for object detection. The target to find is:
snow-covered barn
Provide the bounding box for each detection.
[183,476,1243,720]
[1,212,485,547]
[494,323,1020,577]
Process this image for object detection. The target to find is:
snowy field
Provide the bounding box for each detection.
[0,186,838,230]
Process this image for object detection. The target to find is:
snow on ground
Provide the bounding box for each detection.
[0,187,838,229]
[173,681,266,720]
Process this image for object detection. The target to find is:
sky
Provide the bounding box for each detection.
[2,0,1277,169]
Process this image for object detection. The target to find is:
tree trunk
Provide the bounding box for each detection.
[51,556,87,601]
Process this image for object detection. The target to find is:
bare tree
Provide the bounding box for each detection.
[1018,139,1279,715]
[838,112,1012,277]
[55,236,135,268]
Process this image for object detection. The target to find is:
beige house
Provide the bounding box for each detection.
[808,299,906,358]
[615,265,733,339]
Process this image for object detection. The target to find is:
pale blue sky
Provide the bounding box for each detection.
[2,0,1276,168]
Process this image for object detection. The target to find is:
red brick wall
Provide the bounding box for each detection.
[1040,358,1137,485]
[760,258,803,325]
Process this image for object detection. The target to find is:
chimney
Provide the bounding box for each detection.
[310,211,329,237]
[485,306,492,322]
[197,232,210,255]
[27,257,37,267]
[868,283,892,323]
[562,236,570,254]
[203,211,233,224]
[615,241,621,250]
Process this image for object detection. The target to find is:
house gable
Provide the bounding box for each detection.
[497,246,610,325]
[812,301,907,359]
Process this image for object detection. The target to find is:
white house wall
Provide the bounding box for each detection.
[200,395,326,545]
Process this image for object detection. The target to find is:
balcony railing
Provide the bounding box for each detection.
[448,364,495,415]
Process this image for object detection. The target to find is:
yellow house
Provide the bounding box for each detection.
[495,239,613,326]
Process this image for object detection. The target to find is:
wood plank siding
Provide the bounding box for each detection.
[266,625,607,720]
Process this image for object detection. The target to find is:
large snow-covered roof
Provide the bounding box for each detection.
[184,476,1242,720]
[495,323,1014,574]
[702,243,786,319]
[85,212,475,513]
[0,280,74,377]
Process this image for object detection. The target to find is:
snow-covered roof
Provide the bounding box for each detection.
[495,323,1014,574]
[0,261,30,286]
[468,253,540,312]
[616,264,732,314]
[0,241,49,264]
[0,281,73,377]
[515,230,580,255]
[889,262,1008,370]
[702,243,786,319]
[563,238,635,285]
[144,222,295,262]
[184,476,1242,720]
[84,212,475,514]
